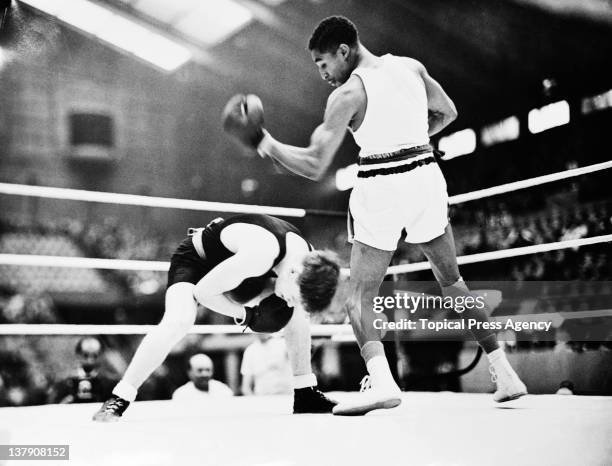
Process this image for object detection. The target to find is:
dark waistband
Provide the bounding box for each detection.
[358,144,434,166]
[357,156,436,178]
[187,228,207,259]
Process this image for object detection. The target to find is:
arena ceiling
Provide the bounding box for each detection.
[8,0,612,128]
[185,0,612,128]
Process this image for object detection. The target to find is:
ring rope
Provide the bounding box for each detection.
[385,234,612,276]
[1,163,610,339]
[1,234,610,275]
[0,324,351,336]
[0,160,610,217]
[448,159,612,204]
[0,182,307,217]
[0,255,169,271]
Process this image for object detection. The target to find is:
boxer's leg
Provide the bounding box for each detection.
[418,224,499,353]
[283,304,316,387]
[93,282,198,421]
[418,224,527,402]
[117,282,198,398]
[284,299,338,413]
[344,241,396,382]
[333,241,401,416]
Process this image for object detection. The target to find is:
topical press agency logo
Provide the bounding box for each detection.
[372,317,553,333]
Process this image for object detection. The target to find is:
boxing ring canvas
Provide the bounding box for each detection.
[1,393,611,466]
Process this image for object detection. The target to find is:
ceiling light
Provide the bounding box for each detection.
[21,0,191,71]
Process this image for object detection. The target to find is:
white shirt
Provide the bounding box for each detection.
[350,54,430,156]
[172,380,234,400]
[240,337,292,395]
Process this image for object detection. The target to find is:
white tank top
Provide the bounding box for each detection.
[349,54,430,157]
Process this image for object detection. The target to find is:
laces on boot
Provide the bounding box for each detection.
[488,365,498,383]
[102,397,127,414]
[359,375,372,392]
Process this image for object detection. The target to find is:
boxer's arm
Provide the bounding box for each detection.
[197,293,246,320]
[193,251,275,320]
[413,62,458,137]
[257,85,360,181]
[195,251,273,298]
[194,225,279,318]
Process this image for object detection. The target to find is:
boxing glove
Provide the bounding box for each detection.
[222,93,265,149]
[242,294,294,333]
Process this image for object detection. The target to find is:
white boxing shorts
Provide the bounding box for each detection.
[347,151,449,251]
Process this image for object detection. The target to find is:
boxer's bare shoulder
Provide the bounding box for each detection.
[220,222,279,257]
[330,74,365,104]
[324,75,365,130]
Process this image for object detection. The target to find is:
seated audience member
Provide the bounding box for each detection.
[172,353,233,400]
[241,335,292,396]
[49,337,116,404]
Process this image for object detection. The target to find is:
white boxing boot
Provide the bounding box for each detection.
[488,348,527,402]
[332,375,401,416]
[333,354,402,417]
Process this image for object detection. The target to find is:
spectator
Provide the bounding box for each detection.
[241,335,292,396]
[556,380,575,395]
[172,354,233,400]
[48,337,117,404]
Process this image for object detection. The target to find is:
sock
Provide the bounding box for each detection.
[360,341,396,387]
[293,373,317,389]
[360,340,385,362]
[479,334,501,354]
[112,380,137,402]
[487,347,506,365]
[443,277,500,354]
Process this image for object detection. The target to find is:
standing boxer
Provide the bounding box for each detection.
[223,16,527,415]
[93,214,340,421]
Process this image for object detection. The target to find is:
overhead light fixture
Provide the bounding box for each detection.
[21,0,191,71]
[173,0,253,47]
[131,0,253,48]
[581,89,612,115]
[438,129,477,160]
[528,100,570,134]
[481,116,520,147]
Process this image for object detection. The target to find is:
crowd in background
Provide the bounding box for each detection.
[2,192,611,326]
[0,333,296,408]
[1,167,612,407]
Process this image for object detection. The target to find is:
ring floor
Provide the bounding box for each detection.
[1,392,611,466]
